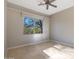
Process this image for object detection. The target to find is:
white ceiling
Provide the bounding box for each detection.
[7,0,73,15]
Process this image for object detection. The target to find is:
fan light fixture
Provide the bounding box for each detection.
[38,0,57,10]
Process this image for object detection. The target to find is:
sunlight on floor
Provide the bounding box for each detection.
[43,46,74,59]
[7,42,74,59]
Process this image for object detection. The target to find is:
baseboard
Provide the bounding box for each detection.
[8,40,50,50]
[50,40,74,48]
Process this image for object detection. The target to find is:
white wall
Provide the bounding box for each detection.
[7,7,50,48]
[50,7,74,47]
[4,0,7,57]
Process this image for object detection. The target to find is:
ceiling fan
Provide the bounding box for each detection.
[38,0,57,10]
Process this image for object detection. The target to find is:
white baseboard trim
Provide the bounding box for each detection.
[8,40,50,50]
[50,40,74,48]
[7,40,73,50]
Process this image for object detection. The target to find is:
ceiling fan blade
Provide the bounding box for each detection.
[46,5,49,10]
[49,4,57,8]
[38,3,45,6]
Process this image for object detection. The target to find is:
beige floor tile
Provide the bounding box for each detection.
[7,42,74,59]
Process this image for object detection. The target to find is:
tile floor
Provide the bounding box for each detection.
[7,42,74,59]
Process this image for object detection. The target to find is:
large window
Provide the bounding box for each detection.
[24,16,43,34]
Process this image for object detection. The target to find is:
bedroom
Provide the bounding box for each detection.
[5,0,74,59]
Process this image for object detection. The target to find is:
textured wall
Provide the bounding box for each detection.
[7,7,50,48]
[50,7,74,46]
